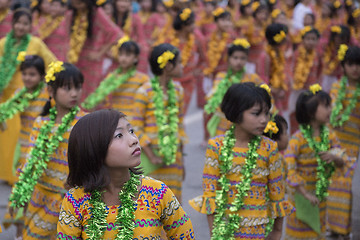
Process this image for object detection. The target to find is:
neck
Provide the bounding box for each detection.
[309,120,322,135]
[121,66,133,73]
[158,74,170,90]
[177,30,189,40]
[234,124,253,147]
[55,104,71,123]
[105,168,131,194]
[347,76,359,86]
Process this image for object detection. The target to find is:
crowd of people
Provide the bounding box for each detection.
[0,0,359,239]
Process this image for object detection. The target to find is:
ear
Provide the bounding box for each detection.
[163,62,175,75]
[47,85,54,99]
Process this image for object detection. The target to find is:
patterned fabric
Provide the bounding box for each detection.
[56,177,195,239]
[244,19,266,64]
[22,111,86,239]
[0,11,12,38]
[132,81,187,201]
[0,36,56,184]
[284,130,346,239]
[326,80,360,235]
[104,71,149,119]
[189,136,294,239]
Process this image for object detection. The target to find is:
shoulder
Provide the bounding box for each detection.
[290,130,304,143]
[29,35,44,45]
[207,136,224,153]
[215,71,227,80]
[141,176,171,196]
[133,71,150,82]
[136,81,152,95]
[64,186,89,204]
[259,136,278,154]
[244,73,263,84]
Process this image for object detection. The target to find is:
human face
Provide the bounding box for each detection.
[102,3,114,17]
[238,103,270,136]
[51,82,82,110]
[168,55,183,78]
[277,124,289,151]
[115,0,131,14]
[344,62,360,82]
[40,0,51,14]
[314,102,332,125]
[118,51,137,71]
[217,16,232,33]
[303,32,319,51]
[228,50,247,72]
[204,3,215,15]
[255,9,268,23]
[244,5,252,16]
[274,13,287,25]
[140,0,152,12]
[183,21,195,35]
[105,118,141,168]
[303,14,314,26]
[50,1,66,17]
[70,0,87,11]
[22,67,42,90]
[0,0,10,9]
[13,15,31,39]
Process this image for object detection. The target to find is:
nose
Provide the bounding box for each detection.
[129,133,139,146]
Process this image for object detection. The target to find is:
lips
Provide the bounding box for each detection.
[132,147,141,156]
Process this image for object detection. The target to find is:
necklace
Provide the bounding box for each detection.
[299,124,334,201]
[150,76,179,165]
[0,82,45,123]
[266,45,287,90]
[68,12,88,64]
[330,76,360,127]
[86,171,141,240]
[82,68,136,110]
[323,44,339,75]
[9,106,80,208]
[37,15,64,40]
[169,30,195,67]
[293,46,316,90]
[0,31,31,92]
[203,31,229,75]
[205,68,244,114]
[0,8,9,23]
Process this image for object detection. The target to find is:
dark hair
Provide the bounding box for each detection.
[12,8,32,25]
[41,63,84,116]
[263,114,288,141]
[329,25,350,44]
[97,0,113,7]
[112,0,130,28]
[149,43,180,76]
[240,2,252,15]
[71,0,95,38]
[295,90,331,125]
[221,82,272,123]
[266,0,277,12]
[228,43,250,56]
[341,45,360,67]
[347,9,359,26]
[67,109,142,192]
[265,23,288,45]
[173,8,195,30]
[30,0,44,14]
[253,4,267,18]
[138,0,157,12]
[51,0,68,6]
[119,41,140,56]
[302,28,320,39]
[329,2,341,18]
[214,10,231,22]
[20,55,45,76]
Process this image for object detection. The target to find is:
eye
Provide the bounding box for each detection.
[129,129,134,134]
[115,133,123,138]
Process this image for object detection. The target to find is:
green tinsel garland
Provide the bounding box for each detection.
[0,82,44,123]
[212,125,274,239]
[81,68,136,110]
[150,76,179,165]
[204,68,244,114]
[299,124,335,202]
[9,106,80,208]
[86,171,141,240]
[330,76,360,128]
[0,31,31,92]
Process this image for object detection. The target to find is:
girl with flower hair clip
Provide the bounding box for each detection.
[0,0,13,38]
[57,109,195,239]
[8,61,86,239]
[190,82,294,240]
[234,0,252,36]
[326,45,360,240]
[284,83,347,240]
[0,8,56,185]
[82,36,149,117]
[347,8,360,46]
[195,0,217,39]
[132,43,187,202]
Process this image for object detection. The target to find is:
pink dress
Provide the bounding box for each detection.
[74,7,122,101]
[0,11,12,38]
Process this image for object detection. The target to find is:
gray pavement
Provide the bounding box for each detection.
[0,92,359,239]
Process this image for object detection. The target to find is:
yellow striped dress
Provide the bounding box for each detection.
[327,80,360,235]
[284,130,346,240]
[207,72,264,137]
[189,136,294,239]
[132,81,187,202]
[104,71,149,118]
[22,110,86,239]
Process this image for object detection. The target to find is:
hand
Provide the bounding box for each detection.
[304,193,319,206]
[265,229,282,240]
[319,152,343,165]
[150,156,163,165]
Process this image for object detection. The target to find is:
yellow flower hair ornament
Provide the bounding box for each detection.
[264,121,279,134]
[117,35,130,48]
[157,51,175,69]
[346,0,353,6]
[271,9,281,19]
[333,0,341,8]
[232,38,250,49]
[96,0,106,5]
[338,44,348,61]
[49,0,67,3]
[17,51,26,62]
[180,8,192,21]
[212,7,225,17]
[269,0,276,5]
[273,30,286,43]
[45,61,65,83]
[352,9,360,18]
[260,83,271,95]
[309,83,322,95]
[300,26,312,37]
[241,0,251,6]
[331,25,341,33]
[31,0,38,8]
[162,0,174,8]
[252,2,260,11]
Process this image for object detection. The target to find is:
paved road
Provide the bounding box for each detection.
[0,93,359,239]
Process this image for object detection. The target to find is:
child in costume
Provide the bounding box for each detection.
[190,82,294,239]
[0,0,12,38]
[9,62,86,239]
[132,43,187,202]
[57,109,195,239]
[327,45,360,240]
[82,37,149,118]
[284,84,347,240]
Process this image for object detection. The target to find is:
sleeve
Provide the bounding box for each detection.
[256,52,270,84]
[177,85,188,144]
[267,141,295,218]
[56,191,82,240]
[132,85,151,146]
[36,38,57,67]
[206,73,225,100]
[97,8,122,44]
[329,82,339,107]
[188,137,220,214]
[284,134,306,187]
[160,183,195,239]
